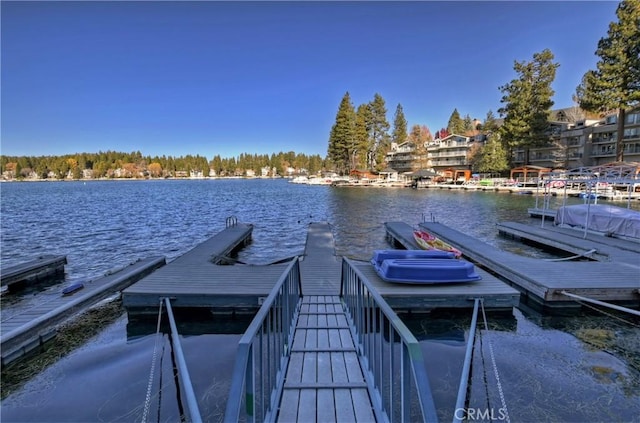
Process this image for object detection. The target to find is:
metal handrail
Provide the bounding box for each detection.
[226,215,238,228]
[164,298,203,423]
[341,258,439,423]
[224,258,302,423]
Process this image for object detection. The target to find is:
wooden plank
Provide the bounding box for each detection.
[316,389,336,423]
[297,390,316,422]
[351,389,376,422]
[278,390,299,422]
[334,389,356,422]
[301,352,317,383]
[317,352,332,384]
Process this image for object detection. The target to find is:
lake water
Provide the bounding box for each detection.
[1,179,639,422]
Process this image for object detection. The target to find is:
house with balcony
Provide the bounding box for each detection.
[385,141,428,173]
[427,134,476,181]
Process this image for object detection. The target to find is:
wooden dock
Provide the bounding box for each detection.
[122,223,288,313]
[415,221,640,309]
[1,255,67,291]
[1,256,165,366]
[496,221,640,265]
[382,222,520,310]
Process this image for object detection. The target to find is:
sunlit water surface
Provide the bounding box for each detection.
[1,179,638,422]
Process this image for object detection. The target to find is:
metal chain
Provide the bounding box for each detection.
[481,300,510,423]
[141,299,164,423]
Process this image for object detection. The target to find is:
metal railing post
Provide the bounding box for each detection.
[163,298,203,423]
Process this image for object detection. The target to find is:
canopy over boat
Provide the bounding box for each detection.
[555,204,640,239]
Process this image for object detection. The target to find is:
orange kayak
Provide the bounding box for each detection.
[414,230,462,258]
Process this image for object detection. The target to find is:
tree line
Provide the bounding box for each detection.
[0,150,328,180]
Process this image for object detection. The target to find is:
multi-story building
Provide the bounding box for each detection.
[385,141,426,173]
[526,106,640,168]
[426,134,475,181]
[388,106,640,180]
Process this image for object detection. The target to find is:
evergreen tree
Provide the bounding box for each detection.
[327,92,356,174]
[498,48,559,165]
[463,114,474,133]
[477,132,510,174]
[391,104,408,146]
[480,110,500,134]
[353,104,372,170]
[369,93,390,171]
[575,0,640,161]
[447,108,465,135]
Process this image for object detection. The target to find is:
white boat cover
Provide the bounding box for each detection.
[555,204,640,239]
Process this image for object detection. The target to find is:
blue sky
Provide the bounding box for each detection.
[1,1,619,159]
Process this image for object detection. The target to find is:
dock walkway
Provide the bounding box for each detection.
[278,295,375,422]
[276,222,377,421]
[417,221,640,306]
[1,256,165,366]
[497,221,640,265]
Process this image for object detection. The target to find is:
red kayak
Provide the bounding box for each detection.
[413,230,462,258]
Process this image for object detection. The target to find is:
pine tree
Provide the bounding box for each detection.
[498,49,559,165]
[575,0,640,161]
[477,132,510,174]
[369,93,390,171]
[392,104,408,146]
[327,92,356,174]
[447,108,465,135]
[353,104,372,170]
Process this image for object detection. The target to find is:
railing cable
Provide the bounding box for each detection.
[142,299,164,423]
[480,300,510,423]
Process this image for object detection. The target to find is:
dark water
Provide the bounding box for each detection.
[1,179,639,422]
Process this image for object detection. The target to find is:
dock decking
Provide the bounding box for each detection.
[122,223,287,312]
[1,256,165,366]
[277,295,376,422]
[1,255,67,290]
[415,221,640,307]
[496,221,640,265]
[383,222,520,310]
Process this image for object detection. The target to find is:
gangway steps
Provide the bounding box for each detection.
[277,295,376,422]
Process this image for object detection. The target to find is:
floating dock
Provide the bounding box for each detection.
[413,221,640,311]
[496,221,640,265]
[1,255,67,291]
[122,222,290,313]
[1,256,165,366]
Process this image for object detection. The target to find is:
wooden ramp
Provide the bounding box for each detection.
[277,295,375,422]
[1,255,67,290]
[122,223,289,312]
[1,256,165,366]
[276,223,376,421]
[417,221,640,306]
